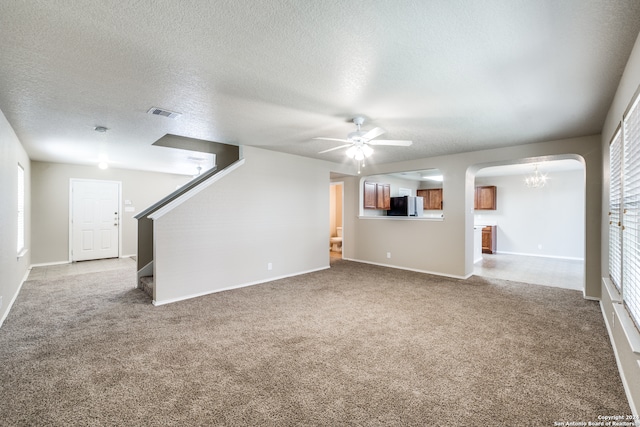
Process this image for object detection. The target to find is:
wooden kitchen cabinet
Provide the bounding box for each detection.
[482,225,496,254]
[475,186,497,210]
[364,182,390,210]
[417,188,443,210]
[364,182,377,209]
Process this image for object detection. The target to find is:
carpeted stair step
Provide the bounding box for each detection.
[139,275,154,299]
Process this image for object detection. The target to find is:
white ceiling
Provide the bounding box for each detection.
[1,1,639,175]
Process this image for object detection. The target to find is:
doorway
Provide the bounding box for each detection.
[330,182,344,260]
[472,159,585,290]
[70,179,121,262]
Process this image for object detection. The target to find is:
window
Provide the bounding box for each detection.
[610,91,640,330]
[17,163,25,254]
[622,94,640,328]
[609,128,622,290]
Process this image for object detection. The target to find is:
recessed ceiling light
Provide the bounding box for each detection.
[94,126,108,133]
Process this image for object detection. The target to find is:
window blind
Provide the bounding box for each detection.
[17,163,25,254]
[609,129,622,290]
[623,94,640,329]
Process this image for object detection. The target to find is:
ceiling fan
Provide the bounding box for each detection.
[314,117,412,172]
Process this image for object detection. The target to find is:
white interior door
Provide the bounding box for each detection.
[71,180,120,261]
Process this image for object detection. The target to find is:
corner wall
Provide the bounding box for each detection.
[153,146,332,304]
[0,109,31,326]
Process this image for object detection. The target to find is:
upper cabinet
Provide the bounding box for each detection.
[475,186,497,210]
[417,188,443,210]
[364,182,391,210]
[361,169,444,219]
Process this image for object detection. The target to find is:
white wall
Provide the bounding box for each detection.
[31,162,191,264]
[475,169,585,259]
[153,146,333,304]
[0,109,31,326]
[600,30,640,416]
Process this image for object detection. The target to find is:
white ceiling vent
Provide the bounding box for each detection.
[147,107,181,119]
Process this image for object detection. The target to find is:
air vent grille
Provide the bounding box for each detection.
[147,107,181,119]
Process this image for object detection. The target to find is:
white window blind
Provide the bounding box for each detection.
[622,94,640,329]
[17,163,25,254]
[609,129,622,290]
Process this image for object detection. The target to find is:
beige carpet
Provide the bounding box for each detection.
[0,259,630,426]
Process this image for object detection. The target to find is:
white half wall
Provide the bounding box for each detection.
[153,146,332,304]
[475,169,585,259]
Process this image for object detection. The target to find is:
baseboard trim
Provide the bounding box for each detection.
[342,257,470,280]
[152,265,331,306]
[495,251,584,261]
[0,268,30,328]
[599,301,639,417]
[30,260,70,268]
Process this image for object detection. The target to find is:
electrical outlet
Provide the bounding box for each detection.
[386,252,391,259]
[267,263,273,271]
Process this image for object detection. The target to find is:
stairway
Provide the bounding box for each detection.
[139,276,154,299]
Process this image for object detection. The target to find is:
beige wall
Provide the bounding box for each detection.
[343,135,601,297]
[600,30,640,416]
[31,161,190,265]
[0,109,31,326]
[153,146,333,304]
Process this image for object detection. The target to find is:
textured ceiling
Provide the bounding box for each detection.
[1,0,640,175]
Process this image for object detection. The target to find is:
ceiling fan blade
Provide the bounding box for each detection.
[362,127,385,140]
[312,137,350,143]
[367,139,413,147]
[318,144,352,154]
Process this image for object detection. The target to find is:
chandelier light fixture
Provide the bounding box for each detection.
[524,164,547,188]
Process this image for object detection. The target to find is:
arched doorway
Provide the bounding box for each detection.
[470,158,586,291]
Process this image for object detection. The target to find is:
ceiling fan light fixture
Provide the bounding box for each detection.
[345,144,373,161]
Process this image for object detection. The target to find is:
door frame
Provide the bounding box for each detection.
[330,181,345,259]
[68,178,123,262]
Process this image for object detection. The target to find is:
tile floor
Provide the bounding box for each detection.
[474,253,584,291]
[27,257,136,280]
